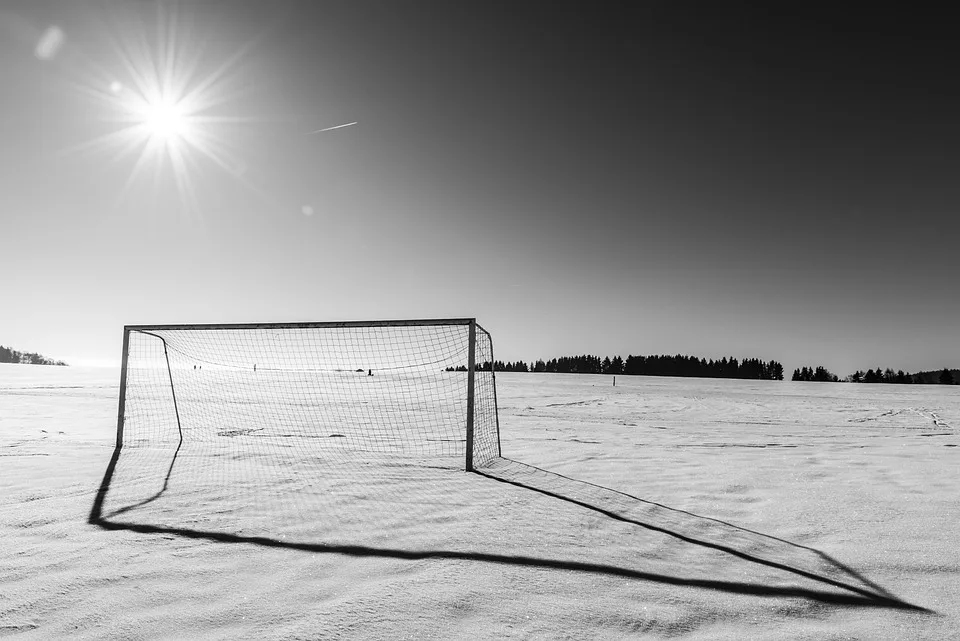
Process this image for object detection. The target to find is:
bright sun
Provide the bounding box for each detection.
[143,99,189,143]
[62,3,258,214]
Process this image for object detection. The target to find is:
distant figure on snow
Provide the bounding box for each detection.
[368,369,373,376]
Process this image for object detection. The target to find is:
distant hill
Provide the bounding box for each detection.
[912,369,960,385]
[0,345,68,366]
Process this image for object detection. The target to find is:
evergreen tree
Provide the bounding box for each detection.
[770,360,784,380]
[610,355,623,375]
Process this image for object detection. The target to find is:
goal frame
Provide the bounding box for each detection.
[114,317,499,472]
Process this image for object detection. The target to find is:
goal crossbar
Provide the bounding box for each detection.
[122,318,478,332]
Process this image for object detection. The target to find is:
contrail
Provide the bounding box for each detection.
[308,121,357,134]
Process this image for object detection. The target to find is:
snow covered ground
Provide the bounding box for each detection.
[2,363,958,639]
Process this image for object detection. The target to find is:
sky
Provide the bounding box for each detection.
[1,1,958,375]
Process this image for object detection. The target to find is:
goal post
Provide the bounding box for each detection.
[114,318,500,472]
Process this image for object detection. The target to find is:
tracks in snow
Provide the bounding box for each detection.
[849,407,953,430]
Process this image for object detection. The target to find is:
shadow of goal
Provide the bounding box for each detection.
[89,318,925,611]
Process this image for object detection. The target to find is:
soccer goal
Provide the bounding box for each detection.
[115,318,500,472]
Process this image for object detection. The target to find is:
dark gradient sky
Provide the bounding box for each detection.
[1,1,958,374]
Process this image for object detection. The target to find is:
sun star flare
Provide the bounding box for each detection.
[62,4,262,216]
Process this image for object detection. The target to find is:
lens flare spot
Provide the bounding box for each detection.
[35,25,65,61]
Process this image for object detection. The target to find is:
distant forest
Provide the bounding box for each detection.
[0,345,67,366]
[791,366,842,382]
[792,365,959,385]
[448,354,785,380]
[445,355,958,385]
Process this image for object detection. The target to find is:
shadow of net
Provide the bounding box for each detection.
[473,456,918,607]
[92,326,924,609]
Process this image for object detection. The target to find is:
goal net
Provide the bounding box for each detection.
[114,319,500,471]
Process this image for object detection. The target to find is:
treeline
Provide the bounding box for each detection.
[448,355,958,385]
[914,368,959,385]
[448,354,785,380]
[849,367,958,385]
[445,360,531,372]
[793,365,958,385]
[0,345,67,366]
[792,366,840,382]
[848,368,913,384]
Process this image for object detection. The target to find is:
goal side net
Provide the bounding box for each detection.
[115,319,500,472]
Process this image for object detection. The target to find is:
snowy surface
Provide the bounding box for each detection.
[2,363,959,639]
